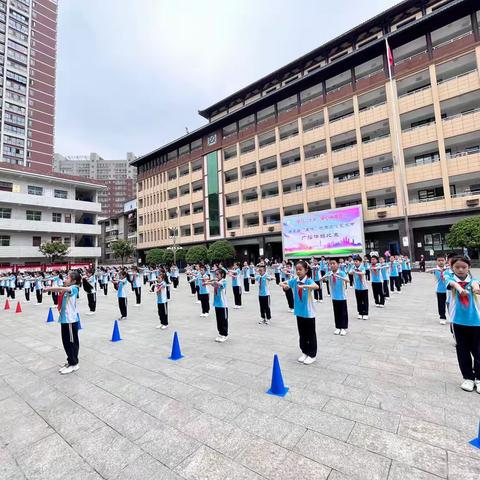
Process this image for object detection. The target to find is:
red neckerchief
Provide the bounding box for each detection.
[458,280,470,307]
[297,278,305,300]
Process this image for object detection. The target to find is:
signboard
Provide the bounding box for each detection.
[282,205,364,259]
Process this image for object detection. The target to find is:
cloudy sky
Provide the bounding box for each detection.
[55,0,398,159]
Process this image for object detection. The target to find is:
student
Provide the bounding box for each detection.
[198,265,210,317]
[446,256,480,392]
[229,262,242,309]
[353,256,369,320]
[23,274,32,301]
[426,254,448,325]
[281,260,319,365]
[363,256,371,282]
[49,270,60,305]
[45,271,81,375]
[242,262,250,293]
[310,258,323,303]
[389,256,401,293]
[8,272,16,299]
[322,259,349,335]
[207,268,229,342]
[100,268,109,295]
[186,266,197,297]
[34,273,44,304]
[255,264,272,325]
[319,256,330,296]
[170,265,179,289]
[85,269,97,315]
[404,256,412,283]
[155,273,169,329]
[281,262,295,312]
[249,262,256,284]
[370,256,385,308]
[273,262,282,285]
[401,256,410,285]
[347,257,355,288]
[195,265,202,303]
[380,256,390,300]
[132,267,142,306]
[115,270,128,321]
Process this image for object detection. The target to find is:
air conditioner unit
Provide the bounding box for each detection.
[268,226,275,232]
[466,198,479,207]
[230,232,236,237]
[377,211,387,218]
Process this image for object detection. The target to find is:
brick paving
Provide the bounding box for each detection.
[1,270,480,479]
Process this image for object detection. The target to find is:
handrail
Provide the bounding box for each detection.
[362,133,390,144]
[405,157,440,168]
[410,196,445,204]
[437,69,478,85]
[358,101,386,113]
[395,49,427,66]
[368,203,397,210]
[442,107,480,122]
[451,191,480,198]
[447,149,480,159]
[402,121,435,133]
[331,143,356,154]
[398,84,431,99]
[432,31,473,50]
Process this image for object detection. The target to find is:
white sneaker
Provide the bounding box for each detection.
[340,329,347,336]
[258,319,265,324]
[155,325,162,329]
[215,336,223,342]
[298,354,307,362]
[60,364,79,375]
[357,314,362,319]
[200,313,206,317]
[362,315,369,320]
[289,309,294,313]
[440,319,446,325]
[264,319,270,325]
[58,362,69,372]
[334,329,341,335]
[204,313,209,317]
[134,304,141,307]
[461,379,475,392]
[160,325,168,329]
[195,301,201,304]
[85,311,95,316]
[217,336,227,343]
[475,380,480,394]
[378,305,384,308]
[327,294,331,297]
[319,300,323,303]
[303,356,316,365]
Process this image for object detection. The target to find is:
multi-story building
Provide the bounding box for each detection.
[0,165,104,267]
[0,0,57,173]
[132,0,480,261]
[53,152,137,216]
[98,198,137,264]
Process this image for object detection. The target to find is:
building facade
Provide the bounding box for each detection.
[132,0,480,261]
[53,152,137,216]
[99,199,137,264]
[0,0,57,173]
[0,165,104,267]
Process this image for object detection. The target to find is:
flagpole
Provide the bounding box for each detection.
[385,38,413,261]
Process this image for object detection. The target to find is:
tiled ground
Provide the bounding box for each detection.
[1,270,480,480]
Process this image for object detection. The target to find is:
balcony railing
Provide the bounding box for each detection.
[405,157,440,167]
[395,49,428,66]
[447,149,480,159]
[432,31,473,51]
[364,166,393,176]
[334,174,360,183]
[402,121,435,133]
[437,69,478,85]
[331,143,356,154]
[398,84,431,99]
[451,190,480,198]
[362,133,390,144]
[442,107,480,123]
[409,195,445,204]
[329,112,354,123]
[358,101,386,113]
[367,202,397,210]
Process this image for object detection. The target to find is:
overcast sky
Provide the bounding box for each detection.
[54,0,398,159]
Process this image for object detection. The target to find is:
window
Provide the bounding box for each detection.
[423,233,448,251]
[32,236,41,246]
[277,94,297,114]
[0,181,13,192]
[26,210,41,221]
[28,185,43,195]
[64,237,71,246]
[52,212,61,222]
[239,114,255,131]
[0,235,9,246]
[51,236,61,243]
[54,189,67,199]
[300,83,323,104]
[258,130,276,148]
[0,207,11,218]
[64,214,71,223]
[257,105,275,123]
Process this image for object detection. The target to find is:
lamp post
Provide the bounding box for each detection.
[167,227,182,265]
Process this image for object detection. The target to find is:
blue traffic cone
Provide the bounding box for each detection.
[168,331,184,360]
[469,421,480,448]
[111,320,122,342]
[266,354,289,397]
[46,307,54,323]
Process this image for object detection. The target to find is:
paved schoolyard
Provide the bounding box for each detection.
[1,271,480,480]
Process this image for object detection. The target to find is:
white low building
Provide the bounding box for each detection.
[0,166,105,268]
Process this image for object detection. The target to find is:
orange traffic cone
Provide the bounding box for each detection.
[15,301,22,313]
[4,298,10,310]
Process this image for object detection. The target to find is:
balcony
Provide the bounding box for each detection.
[0,218,101,235]
[240,200,260,214]
[406,161,442,183]
[260,196,281,210]
[451,191,480,210]
[0,246,101,259]
[328,114,355,136]
[447,151,480,176]
[408,197,446,215]
[334,178,361,197]
[358,103,388,127]
[402,122,437,149]
[442,108,480,138]
[361,135,391,159]
[304,154,328,173]
[240,174,259,190]
[306,184,330,201]
[282,190,305,206]
[258,142,277,160]
[280,162,301,180]
[364,204,400,221]
[0,191,101,212]
[364,171,395,191]
[438,70,480,101]
[259,169,279,184]
[191,212,204,224]
[302,125,326,144]
[191,169,203,182]
[398,86,433,114]
[242,225,263,235]
[224,180,239,194]
[331,144,358,167]
[279,133,300,153]
[239,149,257,166]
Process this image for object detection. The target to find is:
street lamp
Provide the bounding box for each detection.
[167,227,182,265]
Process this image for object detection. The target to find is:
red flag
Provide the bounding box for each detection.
[386,39,394,67]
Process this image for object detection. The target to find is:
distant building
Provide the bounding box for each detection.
[53,152,137,216]
[0,0,58,173]
[99,199,137,264]
[0,165,105,268]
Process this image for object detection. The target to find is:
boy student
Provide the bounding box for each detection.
[426,254,448,325]
[131,266,142,306]
[281,262,295,312]
[389,256,401,293]
[198,265,210,317]
[370,256,385,307]
[445,256,480,392]
[380,256,390,300]
[319,256,330,296]
[255,264,273,325]
[242,262,250,293]
[34,272,44,304]
[281,260,319,365]
[45,271,81,375]
[321,259,349,335]
[402,255,412,284]
[352,256,369,320]
[229,262,242,309]
[115,270,128,321]
[155,272,169,329]
[310,258,323,303]
[205,268,229,343]
[363,256,371,282]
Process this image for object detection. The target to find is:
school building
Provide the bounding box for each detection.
[131,0,480,262]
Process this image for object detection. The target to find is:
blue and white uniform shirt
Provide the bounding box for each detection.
[58,286,79,324]
[213,279,228,308]
[447,274,480,326]
[288,277,316,318]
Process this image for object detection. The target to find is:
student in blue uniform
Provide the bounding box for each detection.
[170,265,179,289]
[115,270,128,320]
[426,254,448,325]
[131,266,142,305]
[229,262,242,309]
[45,271,81,375]
[281,260,319,365]
[198,265,210,317]
[363,256,371,282]
[322,259,349,335]
[84,269,96,315]
[34,273,44,304]
[347,257,355,287]
[353,256,369,319]
[273,262,282,285]
[281,263,295,312]
[23,274,32,301]
[242,262,250,293]
[255,264,272,325]
[446,255,480,392]
[370,255,385,308]
[389,256,401,293]
[319,256,330,296]
[380,256,390,300]
[310,258,323,303]
[155,272,169,329]
[206,268,229,342]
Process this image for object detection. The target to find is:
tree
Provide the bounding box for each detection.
[185,245,208,264]
[111,239,135,266]
[175,248,186,262]
[39,241,70,264]
[446,217,480,251]
[162,249,174,264]
[208,240,235,262]
[145,248,164,265]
